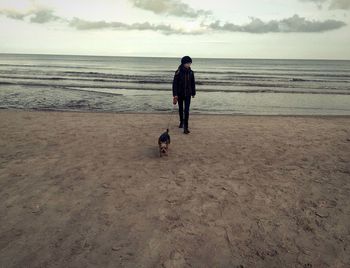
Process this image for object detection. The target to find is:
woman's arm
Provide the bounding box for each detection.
[191,71,196,96]
[172,71,179,97]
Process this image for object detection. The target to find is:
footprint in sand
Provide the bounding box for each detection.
[163,251,186,268]
[175,170,188,185]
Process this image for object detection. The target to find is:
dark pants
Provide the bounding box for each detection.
[178,95,191,129]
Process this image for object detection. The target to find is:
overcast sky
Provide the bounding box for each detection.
[0,0,349,59]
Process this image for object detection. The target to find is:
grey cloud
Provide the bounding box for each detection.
[0,7,61,23]
[329,0,350,10]
[299,0,327,9]
[0,7,347,35]
[68,17,204,35]
[300,0,350,10]
[29,9,61,23]
[0,9,27,20]
[128,0,212,18]
[69,14,346,34]
[300,0,327,4]
[202,14,346,33]
[0,7,205,34]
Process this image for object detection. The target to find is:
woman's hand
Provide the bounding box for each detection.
[173,96,178,105]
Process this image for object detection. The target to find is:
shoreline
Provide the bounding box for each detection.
[2,107,350,118]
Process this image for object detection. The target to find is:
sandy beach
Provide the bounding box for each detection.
[0,109,349,267]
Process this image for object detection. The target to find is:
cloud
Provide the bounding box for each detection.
[0,6,205,34]
[0,6,346,35]
[128,0,212,18]
[299,0,327,9]
[300,0,350,10]
[0,7,61,23]
[68,17,205,35]
[300,0,328,4]
[0,9,27,20]
[329,0,350,10]
[69,14,346,34]
[29,8,61,23]
[202,14,346,33]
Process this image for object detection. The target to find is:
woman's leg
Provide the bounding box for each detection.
[184,95,191,129]
[178,95,184,124]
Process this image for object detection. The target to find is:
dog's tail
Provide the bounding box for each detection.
[166,128,169,132]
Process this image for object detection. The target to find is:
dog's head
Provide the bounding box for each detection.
[159,142,168,154]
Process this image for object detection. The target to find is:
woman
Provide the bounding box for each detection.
[172,56,196,134]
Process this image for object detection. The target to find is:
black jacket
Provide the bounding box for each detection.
[172,65,196,98]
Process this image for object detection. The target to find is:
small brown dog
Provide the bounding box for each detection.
[158,128,171,157]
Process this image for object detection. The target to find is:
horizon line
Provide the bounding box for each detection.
[0,52,349,61]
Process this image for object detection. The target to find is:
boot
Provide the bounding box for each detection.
[183,121,190,134]
[179,121,183,128]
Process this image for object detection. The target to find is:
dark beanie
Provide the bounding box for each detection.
[181,56,192,65]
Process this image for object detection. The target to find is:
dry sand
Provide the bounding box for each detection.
[0,109,349,268]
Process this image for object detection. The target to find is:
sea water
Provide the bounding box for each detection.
[0,53,349,115]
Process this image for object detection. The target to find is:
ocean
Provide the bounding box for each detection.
[0,53,349,115]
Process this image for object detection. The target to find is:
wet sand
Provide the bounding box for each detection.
[0,109,349,267]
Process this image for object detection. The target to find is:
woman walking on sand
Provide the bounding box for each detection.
[172,56,196,134]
